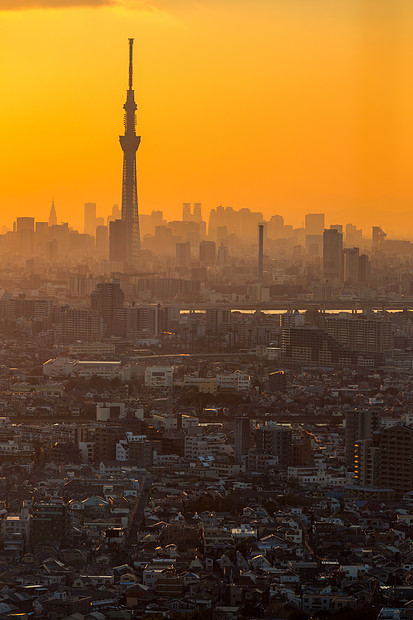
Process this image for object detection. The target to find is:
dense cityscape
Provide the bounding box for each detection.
[1,20,413,620]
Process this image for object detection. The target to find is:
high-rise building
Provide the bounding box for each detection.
[258,224,264,281]
[344,247,359,282]
[345,410,381,470]
[205,308,231,339]
[322,314,392,355]
[91,281,124,334]
[109,220,124,262]
[346,223,363,246]
[176,242,191,268]
[323,228,343,284]
[56,306,103,343]
[193,203,202,222]
[96,225,109,258]
[354,437,381,487]
[234,417,250,463]
[199,241,216,266]
[120,38,141,270]
[358,254,370,282]
[372,226,386,251]
[379,426,413,493]
[32,500,68,548]
[84,202,97,236]
[49,200,57,227]
[16,217,35,256]
[255,424,292,468]
[182,203,191,221]
[305,213,325,236]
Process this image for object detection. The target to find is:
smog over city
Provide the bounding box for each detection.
[0,2,413,619]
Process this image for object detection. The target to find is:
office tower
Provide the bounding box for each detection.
[120,38,141,270]
[372,226,386,251]
[91,281,124,334]
[322,314,392,354]
[255,424,291,468]
[358,254,370,282]
[354,437,381,487]
[16,217,34,233]
[234,417,250,463]
[17,217,35,256]
[269,371,287,393]
[84,202,97,236]
[344,247,359,282]
[205,308,231,339]
[306,235,323,256]
[379,426,413,493]
[281,326,341,365]
[176,242,191,268]
[345,410,381,470]
[49,200,57,227]
[107,203,121,226]
[109,220,124,262]
[305,213,325,236]
[258,224,264,281]
[32,501,68,548]
[323,228,343,284]
[217,244,229,267]
[96,225,109,258]
[193,203,202,222]
[199,240,216,266]
[182,203,191,221]
[56,307,103,343]
[330,224,343,234]
[267,214,284,239]
[346,223,363,246]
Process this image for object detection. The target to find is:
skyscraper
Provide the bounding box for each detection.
[305,213,325,236]
[323,228,343,284]
[49,200,57,227]
[258,224,264,281]
[84,203,97,236]
[234,417,250,463]
[120,38,141,271]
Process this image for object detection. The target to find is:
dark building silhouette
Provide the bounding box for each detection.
[109,219,125,262]
[91,281,124,334]
[379,425,413,493]
[256,424,291,468]
[323,228,343,284]
[234,417,250,463]
[269,371,287,393]
[258,223,264,281]
[49,200,57,227]
[120,38,141,270]
[84,202,97,236]
[199,240,216,266]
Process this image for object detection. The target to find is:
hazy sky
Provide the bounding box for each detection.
[1,0,413,236]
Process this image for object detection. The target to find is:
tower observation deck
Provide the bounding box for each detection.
[119,38,141,270]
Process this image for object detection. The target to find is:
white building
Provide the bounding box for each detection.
[74,361,122,380]
[43,358,75,378]
[216,371,250,392]
[144,366,174,388]
[69,342,116,357]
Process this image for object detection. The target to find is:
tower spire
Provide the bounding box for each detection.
[129,38,133,91]
[119,38,141,271]
[49,199,57,227]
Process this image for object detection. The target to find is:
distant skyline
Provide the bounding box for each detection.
[1,0,413,236]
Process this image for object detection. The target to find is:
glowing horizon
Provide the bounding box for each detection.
[1,0,413,238]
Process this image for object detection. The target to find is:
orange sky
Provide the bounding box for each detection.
[1,0,413,237]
